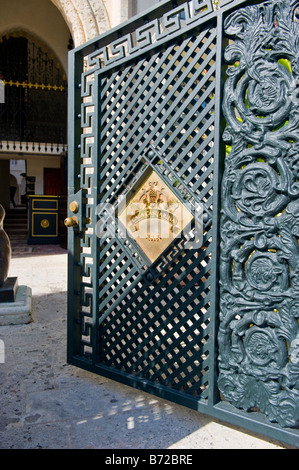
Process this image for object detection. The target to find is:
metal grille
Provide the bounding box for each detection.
[67,0,299,447]
[98,242,211,398]
[0,31,67,148]
[100,29,216,206]
[96,20,216,400]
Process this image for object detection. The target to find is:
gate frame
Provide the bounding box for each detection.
[67,0,299,448]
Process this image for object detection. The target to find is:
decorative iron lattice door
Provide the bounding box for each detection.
[67,0,299,447]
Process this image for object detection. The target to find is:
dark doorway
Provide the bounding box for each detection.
[44,168,61,196]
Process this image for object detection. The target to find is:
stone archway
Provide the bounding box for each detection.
[50,0,111,46]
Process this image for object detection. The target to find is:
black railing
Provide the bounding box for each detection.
[0,83,67,150]
[0,33,67,152]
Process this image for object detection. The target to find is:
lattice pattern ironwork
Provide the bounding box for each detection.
[69,2,218,404]
[94,18,216,400]
[68,0,299,448]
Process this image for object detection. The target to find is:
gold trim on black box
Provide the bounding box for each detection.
[32,198,59,211]
[31,212,58,237]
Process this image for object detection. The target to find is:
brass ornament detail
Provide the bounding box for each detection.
[40,219,50,229]
[64,216,79,228]
[69,201,79,213]
[219,0,299,428]
[118,170,193,263]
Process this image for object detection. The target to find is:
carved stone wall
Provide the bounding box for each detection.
[50,0,142,47]
[50,0,111,46]
[218,0,299,428]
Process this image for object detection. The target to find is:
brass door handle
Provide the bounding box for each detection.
[64,216,79,228]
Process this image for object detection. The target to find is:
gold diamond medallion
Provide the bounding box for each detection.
[118,170,193,263]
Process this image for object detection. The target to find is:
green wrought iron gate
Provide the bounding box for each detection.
[67,0,299,447]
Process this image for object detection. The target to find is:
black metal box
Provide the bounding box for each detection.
[28,195,60,244]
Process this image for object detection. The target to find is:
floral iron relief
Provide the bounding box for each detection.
[219,0,299,428]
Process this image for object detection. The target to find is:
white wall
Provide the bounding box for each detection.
[26,156,61,195]
[103,0,159,29]
[136,0,159,14]
[102,0,129,29]
[10,160,26,205]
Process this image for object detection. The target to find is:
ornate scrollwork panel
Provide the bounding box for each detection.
[219,0,299,428]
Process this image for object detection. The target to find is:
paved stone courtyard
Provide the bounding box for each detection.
[0,238,294,449]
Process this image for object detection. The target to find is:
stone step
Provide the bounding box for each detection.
[5,222,27,227]
[5,217,27,220]
[4,222,27,227]
[4,214,28,224]
[5,217,27,223]
[3,210,28,237]
[7,230,27,234]
[5,208,27,214]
